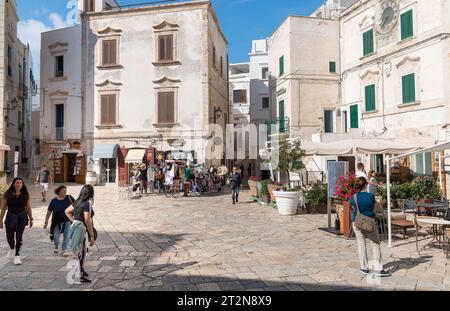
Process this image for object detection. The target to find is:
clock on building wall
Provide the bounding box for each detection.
[375,0,399,35]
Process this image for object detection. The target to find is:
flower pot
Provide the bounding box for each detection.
[248,180,258,197]
[86,171,97,186]
[260,194,270,204]
[273,190,301,215]
[342,201,352,238]
[267,184,279,203]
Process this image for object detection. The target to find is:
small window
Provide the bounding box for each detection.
[365,84,376,111]
[100,94,117,125]
[55,55,64,77]
[324,110,334,133]
[279,56,284,76]
[262,67,269,80]
[262,97,269,109]
[401,10,414,40]
[84,0,95,12]
[233,90,247,104]
[343,111,348,133]
[158,92,175,124]
[363,29,374,56]
[329,61,336,73]
[102,39,117,66]
[402,73,415,103]
[158,35,173,62]
[350,104,358,128]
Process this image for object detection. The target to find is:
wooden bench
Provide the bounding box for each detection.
[391,218,415,239]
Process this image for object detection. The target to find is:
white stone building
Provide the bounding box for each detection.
[39,25,84,183]
[229,62,250,124]
[81,0,229,185]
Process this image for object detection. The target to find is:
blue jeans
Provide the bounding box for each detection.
[232,187,240,203]
[53,221,72,252]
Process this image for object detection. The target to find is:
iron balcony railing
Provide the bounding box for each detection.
[265,117,290,135]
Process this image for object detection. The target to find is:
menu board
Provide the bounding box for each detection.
[75,157,83,175]
[54,159,62,175]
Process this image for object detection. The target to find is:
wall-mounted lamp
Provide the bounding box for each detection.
[213,106,223,124]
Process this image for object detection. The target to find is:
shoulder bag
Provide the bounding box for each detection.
[353,194,376,233]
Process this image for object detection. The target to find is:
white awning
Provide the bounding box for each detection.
[92,144,119,159]
[125,149,146,163]
[0,144,10,151]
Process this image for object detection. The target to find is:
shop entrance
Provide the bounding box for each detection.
[101,158,117,184]
[64,153,77,183]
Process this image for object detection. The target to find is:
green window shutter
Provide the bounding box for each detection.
[365,84,376,111]
[401,10,413,40]
[279,100,285,132]
[363,29,374,56]
[279,56,284,76]
[329,61,336,73]
[402,73,415,103]
[350,104,358,128]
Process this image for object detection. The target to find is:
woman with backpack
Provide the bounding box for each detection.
[65,184,96,284]
[44,185,75,257]
[350,177,390,278]
[0,178,33,265]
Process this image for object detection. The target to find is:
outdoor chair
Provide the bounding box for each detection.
[434,200,449,218]
[403,199,417,214]
[391,214,415,239]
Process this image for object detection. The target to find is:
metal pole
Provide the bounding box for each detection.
[386,155,392,247]
[439,155,443,200]
[327,196,331,228]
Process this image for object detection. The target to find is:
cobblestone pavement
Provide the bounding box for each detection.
[0,181,449,291]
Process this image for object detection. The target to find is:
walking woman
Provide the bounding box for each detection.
[65,184,96,283]
[350,177,390,277]
[44,185,75,256]
[0,178,33,265]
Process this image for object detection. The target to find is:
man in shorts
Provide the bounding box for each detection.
[35,165,52,202]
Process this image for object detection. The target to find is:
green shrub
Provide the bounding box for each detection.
[260,179,272,196]
[306,183,328,207]
[0,184,9,199]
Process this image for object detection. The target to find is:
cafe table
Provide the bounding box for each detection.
[416,218,450,258]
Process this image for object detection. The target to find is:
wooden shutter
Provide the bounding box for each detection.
[365,84,376,111]
[329,61,336,73]
[159,35,173,61]
[102,40,117,65]
[241,90,247,103]
[401,10,413,40]
[350,105,358,128]
[158,92,175,124]
[402,73,415,103]
[101,94,116,125]
[363,29,374,56]
[279,56,284,76]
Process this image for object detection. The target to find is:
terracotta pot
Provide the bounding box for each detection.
[342,201,352,238]
[267,184,279,202]
[248,180,258,197]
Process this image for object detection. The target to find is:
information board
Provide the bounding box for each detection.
[327,161,349,198]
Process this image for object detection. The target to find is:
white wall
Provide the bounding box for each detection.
[249,39,270,125]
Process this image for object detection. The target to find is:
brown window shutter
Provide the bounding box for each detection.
[102,41,109,65]
[159,37,165,61]
[167,92,174,123]
[101,95,108,125]
[241,90,247,103]
[166,35,173,61]
[109,40,117,65]
[158,92,175,123]
[108,94,116,124]
[101,94,116,125]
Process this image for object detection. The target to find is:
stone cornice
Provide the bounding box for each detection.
[95,80,123,87]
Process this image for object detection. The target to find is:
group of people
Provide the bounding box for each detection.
[351,162,390,278]
[0,166,97,284]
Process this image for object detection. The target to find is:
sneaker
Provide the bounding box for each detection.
[360,268,370,275]
[80,276,91,283]
[375,270,391,277]
[6,249,15,259]
[82,271,89,278]
[53,248,59,254]
[13,256,22,265]
[62,252,71,257]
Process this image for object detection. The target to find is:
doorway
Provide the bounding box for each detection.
[64,153,76,183]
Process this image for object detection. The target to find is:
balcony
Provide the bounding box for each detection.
[55,127,64,141]
[265,117,290,137]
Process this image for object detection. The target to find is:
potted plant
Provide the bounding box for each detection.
[305,182,328,214]
[334,173,357,237]
[269,141,305,215]
[248,176,259,197]
[259,179,271,204]
[267,181,283,203]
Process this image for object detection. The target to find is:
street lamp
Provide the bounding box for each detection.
[213,106,222,124]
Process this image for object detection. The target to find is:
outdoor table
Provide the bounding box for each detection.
[415,203,444,216]
[416,218,450,258]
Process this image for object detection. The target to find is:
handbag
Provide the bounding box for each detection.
[353,194,376,233]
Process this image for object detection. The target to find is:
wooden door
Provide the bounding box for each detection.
[118,148,128,186]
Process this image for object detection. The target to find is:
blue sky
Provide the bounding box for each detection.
[17,0,323,73]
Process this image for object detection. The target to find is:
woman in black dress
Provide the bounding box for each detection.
[0,178,33,265]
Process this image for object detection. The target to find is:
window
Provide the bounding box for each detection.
[55,104,64,140]
[324,110,334,133]
[213,46,216,69]
[262,97,269,109]
[363,29,374,56]
[371,154,384,174]
[220,56,223,77]
[157,92,175,124]
[7,45,12,77]
[412,152,432,175]
[279,100,285,132]
[100,94,117,125]
[329,61,336,73]
[365,84,376,111]
[401,9,414,40]
[402,73,415,103]
[279,56,284,76]
[55,55,64,77]
[84,0,95,12]
[262,67,269,80]
[343,111,348,133]
[102,39,117,66]
[350,104,358,128]
[233,90,247,104]
[158,35,173,62]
